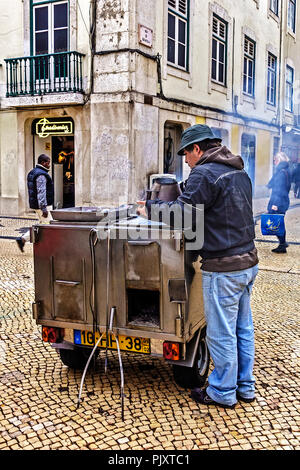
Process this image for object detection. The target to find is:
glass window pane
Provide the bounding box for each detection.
[271,89,275,104]
[54,2,68,28]
[271,72,275,88]
[178,19,186,44]
[35,31,48,55]
[218,62,224,83]
[35,6,48,31]
[168,13,175,39]
[212,59,217,80]
[248,60,253,77]
[168,38,175,63]
[54,29,68,52]
[212,38,217,60]
[178,43,186,67]
[219,43,225,64]
[243,74,247,92]
[248,77,253,95]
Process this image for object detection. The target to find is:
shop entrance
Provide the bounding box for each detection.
[31,117,75,209]
[241,133,256,188]
[52,136,75,208]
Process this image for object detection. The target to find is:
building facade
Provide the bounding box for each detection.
[0,0,299,215]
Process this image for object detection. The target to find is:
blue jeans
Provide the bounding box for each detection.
[201,264,259,406]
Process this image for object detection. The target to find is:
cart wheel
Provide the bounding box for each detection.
[59,348,99,369]
[173,330,210,389]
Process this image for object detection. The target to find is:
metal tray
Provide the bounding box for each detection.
[50,207,109,222]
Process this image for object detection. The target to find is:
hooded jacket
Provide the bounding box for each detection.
[146,146,258,271]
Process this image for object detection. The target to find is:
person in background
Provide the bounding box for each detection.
[267,152,291,254]
[293,161,300,199]
[16,154,54,253]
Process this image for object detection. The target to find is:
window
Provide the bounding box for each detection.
[267,53,277,106]
[287,0,296,32]
[167,0,189,70]
[32,1,69,80]
[270,0,279,15]
[211,15,227,86]
[285,65,294,112]
[243,37,256,97]
[33,1,69,56]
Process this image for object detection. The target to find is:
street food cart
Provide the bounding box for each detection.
[31,205,210,410]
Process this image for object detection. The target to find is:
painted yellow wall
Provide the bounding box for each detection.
[231,125,240,155]
[256,130,272,186]
[196,116,206,124]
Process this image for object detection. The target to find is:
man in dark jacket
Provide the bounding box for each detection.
[137,124,259,408]
[16,154,54,252]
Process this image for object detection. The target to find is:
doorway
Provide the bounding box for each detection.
[52,136,75,208]
[241,133,256,188]
[164,123,183,181]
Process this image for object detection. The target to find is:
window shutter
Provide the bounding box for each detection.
[168,0,187,17]
[268,53,276,69]
[178,0,187,16]
[244,38,255,58]
[213,16,226,40]
[168,0,176,9]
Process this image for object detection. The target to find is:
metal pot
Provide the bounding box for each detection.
[146,177,182,202]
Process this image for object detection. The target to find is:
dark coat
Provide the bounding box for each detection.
[146,146,256,260]
[27,165,54,210]
[267,162,291,214]
[293,163,300,183]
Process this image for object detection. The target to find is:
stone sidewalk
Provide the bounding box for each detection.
[0,205,299,451]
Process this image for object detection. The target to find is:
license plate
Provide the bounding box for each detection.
[74,330,150,354]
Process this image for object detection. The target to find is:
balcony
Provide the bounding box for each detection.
[3,51,85,108]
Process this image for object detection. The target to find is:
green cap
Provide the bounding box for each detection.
[177,124,222,155]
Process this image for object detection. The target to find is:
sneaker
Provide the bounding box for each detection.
[16,237,25,253]
[271,245,287,254]
[190,388,236,409]
[236,392,256,403]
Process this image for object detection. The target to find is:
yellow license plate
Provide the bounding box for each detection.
[77,330,150,354]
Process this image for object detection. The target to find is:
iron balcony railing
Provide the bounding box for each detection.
[5,51,85,97]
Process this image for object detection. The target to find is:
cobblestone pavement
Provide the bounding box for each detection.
[0,205,299,451]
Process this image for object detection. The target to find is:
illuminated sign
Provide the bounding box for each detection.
[35,118,73,138]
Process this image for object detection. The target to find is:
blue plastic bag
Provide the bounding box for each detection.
[261,213,285,236]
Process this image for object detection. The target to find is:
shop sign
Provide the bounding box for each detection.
[35,118,73,138]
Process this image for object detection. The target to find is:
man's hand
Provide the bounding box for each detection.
[42,210,48,218]
[136,200,147,217]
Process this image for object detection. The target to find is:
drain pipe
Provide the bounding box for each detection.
[104,229,111,373]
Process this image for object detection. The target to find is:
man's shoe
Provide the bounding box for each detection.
[16,237,25,253]
[271,245,287,254]
[190,388,235,409]
[236,392,256,403]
